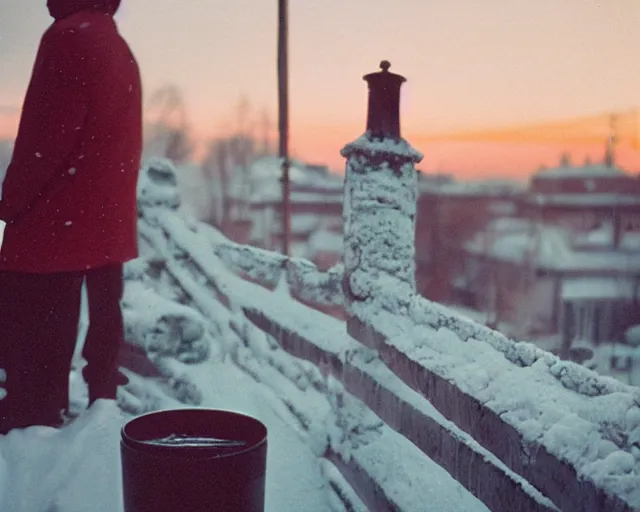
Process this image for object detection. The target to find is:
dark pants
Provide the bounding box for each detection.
[0,264,124,432]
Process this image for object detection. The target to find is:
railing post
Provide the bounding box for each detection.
[341,61,423,342]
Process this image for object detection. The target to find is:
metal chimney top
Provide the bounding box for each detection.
[363,61,406,140]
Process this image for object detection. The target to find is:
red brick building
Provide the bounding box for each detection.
[415,173,524,302]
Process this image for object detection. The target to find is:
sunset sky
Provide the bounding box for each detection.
[0,0,638,179]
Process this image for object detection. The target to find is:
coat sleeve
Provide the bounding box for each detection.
[0,29,90,224]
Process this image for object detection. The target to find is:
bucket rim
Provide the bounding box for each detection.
[121,408,267,459]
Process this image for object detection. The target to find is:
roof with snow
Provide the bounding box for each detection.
[528,193,640,208]
[532,163,628,180]
[574,224,640,251]
[419,178,526,197]
[267,213,323,236]
[247,156,343,203]
[562,277,638,301]
[465,219,640,273]
[251,190,343,207]
[306,229,343,258]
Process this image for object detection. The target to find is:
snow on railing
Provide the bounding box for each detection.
[139,205,564,512]
[198,223,344,309]
[132,69,640,512]
[137,158,344,311]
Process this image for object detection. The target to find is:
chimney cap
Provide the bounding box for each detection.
[363,61,406,87]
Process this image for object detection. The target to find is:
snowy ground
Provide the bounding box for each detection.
[0,349,340,511]
[0,233,336,511]
[0,399,125,512]
[161,358,340,512]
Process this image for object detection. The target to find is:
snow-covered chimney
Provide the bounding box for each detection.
[341,61,423,323]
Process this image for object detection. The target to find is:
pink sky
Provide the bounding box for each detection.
[0,0,638,179]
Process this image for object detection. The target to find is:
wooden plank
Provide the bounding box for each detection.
[349,315,638,512]
[243,307,558,512]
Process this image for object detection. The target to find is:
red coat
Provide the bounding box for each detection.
[0,10,142,273]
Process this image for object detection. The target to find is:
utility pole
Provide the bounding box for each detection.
[278,0,291,256]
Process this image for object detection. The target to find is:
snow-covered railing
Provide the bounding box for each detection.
[137,158,344,312]
[133,56,640,510]
[339,133,640,512]
[137,150,640,512]
[198,223,344,309]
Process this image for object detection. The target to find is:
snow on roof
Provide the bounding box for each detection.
[222,156,343,203]
[155,211,494,511]
[574,225,640,251]
[267,213,324,236]
[487,217,533,233]
[622,232,640,251]
[307,229,343,257]
[529,193,640,207]
[533,164,628,180]
[251,156,342,186]
[575,224,615,247]
[626,325,640,347]
[419,178,525,197]
[247,157,344,205]
[290,214,323,234]
[250,156,325,184]
[562,277,637,301]
[251,190,343,206]
[464,217,541,262]
[466,220,640,273]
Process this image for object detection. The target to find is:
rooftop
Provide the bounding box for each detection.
[465,218,640,273]
[419,177,526,197]
[528,193,640,208]
[532,163,629,181]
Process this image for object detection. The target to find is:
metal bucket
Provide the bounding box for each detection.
[121,408,267,512]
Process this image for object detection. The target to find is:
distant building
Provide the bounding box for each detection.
[305,227,343,270]
[246,156,344,261]
[524,162,640,247]
[429,156,640,345]
[461,218,640,341]
[415,174,525,302]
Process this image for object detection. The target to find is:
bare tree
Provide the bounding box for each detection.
[144,85,194,164]
[201,138,230,227]
[164,129,194,165]
[259,108,273,156]
[199,96,265,230]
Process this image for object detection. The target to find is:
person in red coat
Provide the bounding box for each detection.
[0,0,142,432]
